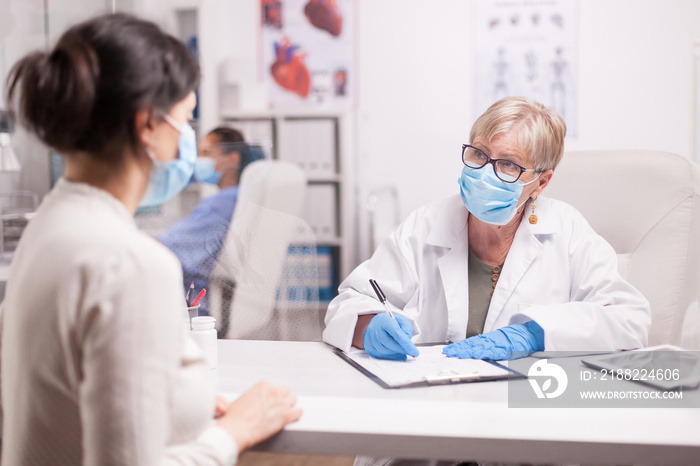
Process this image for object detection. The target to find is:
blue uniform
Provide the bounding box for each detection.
[160,187,239,316]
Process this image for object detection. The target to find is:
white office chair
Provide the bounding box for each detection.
[208,160,323,341]
[545,150,700,349]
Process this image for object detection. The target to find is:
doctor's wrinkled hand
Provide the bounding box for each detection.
[443,321,545,360]
[363,313,420,361]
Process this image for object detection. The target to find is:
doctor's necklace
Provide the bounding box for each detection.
[468,248,505,298]
[490,264,503,296]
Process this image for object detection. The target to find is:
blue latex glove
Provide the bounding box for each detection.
[442,321,545,360]
[363,313,420,361]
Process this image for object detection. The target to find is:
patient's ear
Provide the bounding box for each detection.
[135,107,157,149]
[223,151,241,170]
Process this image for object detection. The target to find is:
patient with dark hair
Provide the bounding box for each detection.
[1,13,298,465]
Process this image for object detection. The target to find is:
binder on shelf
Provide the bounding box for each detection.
[226,119,275,154]
[275,245,337,304]
[316,246,336,302]
[277,244,318,304]
[301,184,338,240]
[278,118,337,177]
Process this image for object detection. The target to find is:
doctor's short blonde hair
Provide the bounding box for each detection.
[469,96,567,171]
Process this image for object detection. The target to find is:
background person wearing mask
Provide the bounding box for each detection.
[0,13,299,465]
[160,127,263,317]
[324,96,650,365]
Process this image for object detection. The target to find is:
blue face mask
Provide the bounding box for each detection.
[193,157,222,185]
[140,115,197,207]
[458,165,540,225]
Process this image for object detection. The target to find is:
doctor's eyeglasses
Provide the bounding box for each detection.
[462,144,539,183]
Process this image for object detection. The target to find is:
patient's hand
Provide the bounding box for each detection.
[216,381,302,452]
[214,395,230,419]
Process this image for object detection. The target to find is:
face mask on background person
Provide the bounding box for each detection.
[193,157,222,185]
[140,114,197,207]
[458,165,540,225]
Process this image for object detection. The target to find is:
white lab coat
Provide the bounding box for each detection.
[323,194,651,353]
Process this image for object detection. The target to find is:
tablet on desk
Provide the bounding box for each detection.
[581,345,700,391]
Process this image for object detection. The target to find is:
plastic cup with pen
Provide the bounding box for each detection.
[184,283,207,330]
[186,304,200,329]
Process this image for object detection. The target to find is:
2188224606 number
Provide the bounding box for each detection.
[600,368,680,381]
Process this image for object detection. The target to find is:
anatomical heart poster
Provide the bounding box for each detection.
[261,0,355,109]
[474,0,578,136]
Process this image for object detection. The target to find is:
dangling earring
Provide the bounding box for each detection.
[528,198,538,224]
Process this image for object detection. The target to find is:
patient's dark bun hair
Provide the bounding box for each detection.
[6,13,200,158]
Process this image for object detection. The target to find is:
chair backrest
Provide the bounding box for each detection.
[545,150,700,348]
[209,160,322,340]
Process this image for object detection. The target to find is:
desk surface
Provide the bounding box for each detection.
[217,340,700,465]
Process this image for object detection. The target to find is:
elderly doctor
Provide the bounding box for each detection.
[324,96,650,361]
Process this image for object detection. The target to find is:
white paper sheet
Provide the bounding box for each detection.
[345,345,512,388]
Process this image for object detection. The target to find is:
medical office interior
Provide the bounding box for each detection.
[1,0,700,465]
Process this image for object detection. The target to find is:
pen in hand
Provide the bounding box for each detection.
[368,278,418,360]
[369,278,396,321]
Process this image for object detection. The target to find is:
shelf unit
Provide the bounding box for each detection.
[0,191,38,260]
[220,111,355,307]
[173,8,201,133]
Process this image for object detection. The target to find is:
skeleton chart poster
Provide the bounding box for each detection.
[260,0,355,110]
[474,0,578,136]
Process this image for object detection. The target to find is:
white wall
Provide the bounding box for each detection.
[164,0,700,261]
[3,0,700,263]
[357,0,700,222]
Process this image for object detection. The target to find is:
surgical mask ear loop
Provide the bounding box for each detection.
[162,113,184,134]
[145,147,158,164]
[143,113,177,165]
[514,171,542,214]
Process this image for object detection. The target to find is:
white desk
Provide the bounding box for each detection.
[217,340,700,465]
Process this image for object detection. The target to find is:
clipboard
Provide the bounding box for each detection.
[333,344,526,389]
